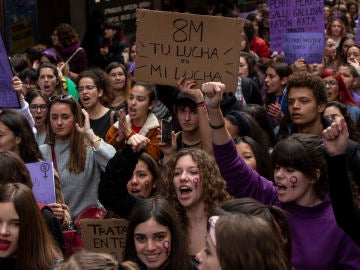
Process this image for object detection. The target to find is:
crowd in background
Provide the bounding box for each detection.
[1,0,360,269]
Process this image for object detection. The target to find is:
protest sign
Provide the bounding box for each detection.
[269,0,325,63]
[283,33,325,64]
[25,160,56,204]
[135,9,244,92]
[0,33,20,108]
[81,219,128,261]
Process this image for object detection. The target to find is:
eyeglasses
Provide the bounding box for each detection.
[22,81,36,87]
[323,80,338,86]
[49,94,73,102]
[29,104,47,112]
[77,85,97,91]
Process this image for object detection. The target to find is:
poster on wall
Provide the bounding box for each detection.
[4,0,37,54]
[87,0,153,39]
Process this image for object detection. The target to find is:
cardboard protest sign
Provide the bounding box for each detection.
[135,9,244,92]
[269,0,325,63]
[80,219,128,261]
[283,33,325,64]
[25,161,56,204]
[0,33,20,108]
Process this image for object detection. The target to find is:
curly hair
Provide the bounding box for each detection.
[287,71,328,105]
[55,23,80,47]
[160,148,231,236]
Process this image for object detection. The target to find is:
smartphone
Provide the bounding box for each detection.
[161,119,172,145]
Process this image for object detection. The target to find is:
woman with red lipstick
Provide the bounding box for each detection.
[77,69,115,139]
[124,197,194,270]
[37,63,65,98]
[105,82,161,161]
[0,183,62,270]
[26,90,49,145]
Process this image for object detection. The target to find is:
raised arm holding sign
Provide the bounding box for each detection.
[0,33,20,108]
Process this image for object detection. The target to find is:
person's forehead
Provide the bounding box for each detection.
[288,87,316,98]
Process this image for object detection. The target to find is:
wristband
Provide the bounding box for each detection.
[209,121,225,129]
[196,101,207,112]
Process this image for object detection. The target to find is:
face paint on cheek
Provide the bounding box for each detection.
[289,176,298,190]
[162,240,170,256]
[192,177,199,188]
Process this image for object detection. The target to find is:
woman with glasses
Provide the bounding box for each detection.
[25,90,49,145]
[18,67,37,97]
[320,68,360,122]
[40,95,116,219]
[76,69,115,139]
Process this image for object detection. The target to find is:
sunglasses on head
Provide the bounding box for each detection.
[49,94,73,102]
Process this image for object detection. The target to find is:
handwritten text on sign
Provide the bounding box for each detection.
[269,0,324,54]
[81,219,128,261]
[282,33,324,64]
[135,9,244,91]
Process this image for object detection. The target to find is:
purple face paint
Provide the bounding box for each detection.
[162,240,170,256]
[289,176,298,190]
[192,177,199,188]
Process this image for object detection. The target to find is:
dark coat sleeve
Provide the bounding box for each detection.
[98,144,142,218]
[327,154,360,246]
[41,208,66,255]
[346,139,360,188]
[241,77,264,106]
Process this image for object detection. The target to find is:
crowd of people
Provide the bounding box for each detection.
[1,0,360,269]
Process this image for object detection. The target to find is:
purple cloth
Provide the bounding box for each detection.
[351,90,360,106]
[213,139,360,270]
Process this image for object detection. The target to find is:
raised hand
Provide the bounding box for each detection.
[322,117,349,156]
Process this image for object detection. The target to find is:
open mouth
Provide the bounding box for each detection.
[179,186,192,195]
[275,183,287,191]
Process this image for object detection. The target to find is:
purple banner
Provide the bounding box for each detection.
[269,0,324,54]
[0,33,20,108]
[25,161,56,204]
[283,32,325,64]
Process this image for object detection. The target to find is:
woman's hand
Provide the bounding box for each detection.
[47,203,65,222]
[267,102,283,125]
[322,117,349,156]
[117,109,132,141]
[202,82,225,109]
[12,76,24,100]
[127,133,150,152]
[176,77,204,103]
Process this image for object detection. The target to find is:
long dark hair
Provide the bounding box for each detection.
[0,183,62,270]
[124,197,192,270]
[0,110,43,163]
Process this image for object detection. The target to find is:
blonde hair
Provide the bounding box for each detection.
[58,250,139,270]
